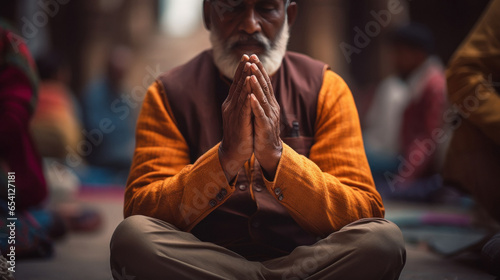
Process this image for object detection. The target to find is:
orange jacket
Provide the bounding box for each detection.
[125,68,384,237]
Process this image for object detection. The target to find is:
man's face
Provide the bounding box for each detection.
[206,0,293,78]
[209,0,287,57]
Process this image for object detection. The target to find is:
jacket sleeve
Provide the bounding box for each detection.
[446,0,500,146]
[262,70,384,236]
[124,81,235,231]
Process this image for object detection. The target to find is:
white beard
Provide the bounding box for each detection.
[210,21,290,79]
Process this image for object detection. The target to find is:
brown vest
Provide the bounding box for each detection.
[159,50,328,260]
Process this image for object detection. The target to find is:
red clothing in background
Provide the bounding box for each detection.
[400,58,447,180]
[0,22,47,210]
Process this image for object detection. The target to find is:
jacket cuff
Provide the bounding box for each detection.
[263,142,294,202]
[183,143,237,231]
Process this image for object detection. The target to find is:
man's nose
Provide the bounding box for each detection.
[239,9,261,34]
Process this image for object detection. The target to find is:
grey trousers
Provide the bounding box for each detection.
[110,216,406,280]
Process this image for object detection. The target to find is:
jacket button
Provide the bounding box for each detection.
[209,200,217,207]
[216,193,224,201]
[254,184,263,192]
[238,184,247,191]
[274,187,282,195]
[220,188,228,196]
[278,194,284,201]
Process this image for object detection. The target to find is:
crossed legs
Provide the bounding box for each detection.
[110,216,406,280]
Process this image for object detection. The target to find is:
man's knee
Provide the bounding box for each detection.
[110,215,169,262]
[309,219,406,279]
[354,219,406,267]
[112,216,148,247]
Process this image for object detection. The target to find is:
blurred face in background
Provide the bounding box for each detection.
[204,0,297,78]
[391,43,428,80]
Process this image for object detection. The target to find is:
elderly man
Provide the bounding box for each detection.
[110,1,406,279]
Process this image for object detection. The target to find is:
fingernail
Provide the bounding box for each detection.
[252,55,259,62]
[244,62,250,72]
[251,75,258,83]
[251,64,258,71]
[241,54,249,62]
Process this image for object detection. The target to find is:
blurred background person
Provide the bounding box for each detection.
[443,0,500,276]
[364,23,448,202]
[81,46,137,186]
[32,52,102,233]
[31,53,80,161]
[32,53,81,203]
[363,68,410,180]
[0,18,56,260]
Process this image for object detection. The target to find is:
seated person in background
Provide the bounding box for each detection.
[366,23,448,201]
[32,54,102,232]
[110,1,406,279]
[0,19,53,260]
[81,46,137,185]
[32,53,81,161]
[363,74,411,178]
[443,0,500,276]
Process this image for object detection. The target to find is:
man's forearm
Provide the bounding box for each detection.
[259,144,282,181]
[218,144,247,183]
[262,144,384,236]
[126,143,236,231]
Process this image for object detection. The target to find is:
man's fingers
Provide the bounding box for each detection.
[250,93,267,126]
[233,54,250,84]
[250,62,278,109]
[250,55,273,96]
[230,63,251,108]
[250,63,270,96]
[241,94,252,122]
[235,76,251,111]
[228,56,250,102]
[236,64,251,94]
[249,75,271,117]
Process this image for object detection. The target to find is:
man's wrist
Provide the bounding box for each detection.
[218,145,245,183]
[260,145,282,181]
